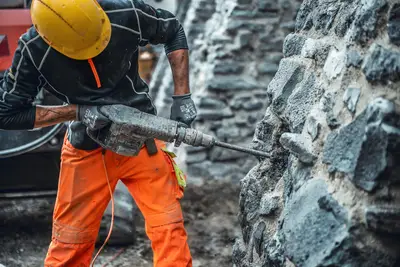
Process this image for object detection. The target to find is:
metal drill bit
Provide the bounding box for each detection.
[214,140,270,158]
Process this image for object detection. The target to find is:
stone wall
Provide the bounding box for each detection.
[150,0,301,183]
[234,0,400,266]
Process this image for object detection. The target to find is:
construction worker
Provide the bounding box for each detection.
[0,0,196,266]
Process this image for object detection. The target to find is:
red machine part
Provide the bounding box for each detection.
[0,9,32,71]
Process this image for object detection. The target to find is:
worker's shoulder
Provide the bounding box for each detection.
[19,27,50,69]
[99,0,134,12]
[19,27,48,50]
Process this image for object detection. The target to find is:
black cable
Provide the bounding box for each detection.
[0,123,64,158]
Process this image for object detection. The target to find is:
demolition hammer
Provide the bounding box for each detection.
[86,105,270,158]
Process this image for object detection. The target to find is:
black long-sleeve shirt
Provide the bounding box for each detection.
[0,0,188,149]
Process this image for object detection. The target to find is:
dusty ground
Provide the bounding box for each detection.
[0,180,240,267]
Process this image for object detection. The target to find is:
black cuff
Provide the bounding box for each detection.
[0,106,36,130]
[164,25,189,55]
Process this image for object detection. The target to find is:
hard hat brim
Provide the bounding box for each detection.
[51,12,112,60]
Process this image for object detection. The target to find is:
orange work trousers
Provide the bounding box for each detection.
[44,137,192,267]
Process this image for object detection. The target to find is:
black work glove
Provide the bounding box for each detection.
[77,105,111,131]
[170,93,197,127]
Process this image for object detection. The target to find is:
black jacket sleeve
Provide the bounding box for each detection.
[0,39,42,130]
[132,0,189,54]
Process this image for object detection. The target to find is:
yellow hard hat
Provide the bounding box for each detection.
[30,0,111,60]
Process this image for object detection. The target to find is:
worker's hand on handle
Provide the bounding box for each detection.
[77,105,111,131]
[170,93,197,127]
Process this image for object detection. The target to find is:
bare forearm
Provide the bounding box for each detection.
[167,49,190,95]
[34,105,77,128]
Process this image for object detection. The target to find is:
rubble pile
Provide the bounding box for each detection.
[233,0,400,266]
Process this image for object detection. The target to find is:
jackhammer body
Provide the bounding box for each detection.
[87,105,269,158]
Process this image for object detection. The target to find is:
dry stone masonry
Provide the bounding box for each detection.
[234,0,400,266]
[150,0,301,182]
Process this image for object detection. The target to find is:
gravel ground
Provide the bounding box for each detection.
[0,180,240,267]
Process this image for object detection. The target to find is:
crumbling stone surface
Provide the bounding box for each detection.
[234,0,400,266]
[150,0,302,182]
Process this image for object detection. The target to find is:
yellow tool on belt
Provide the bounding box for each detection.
[161,148,187,189]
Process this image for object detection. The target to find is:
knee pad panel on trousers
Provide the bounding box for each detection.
[52,221,99,244]
[146,202,184,228]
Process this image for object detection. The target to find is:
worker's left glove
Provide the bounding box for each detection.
[77,105,111,131]
[170,93,197,127]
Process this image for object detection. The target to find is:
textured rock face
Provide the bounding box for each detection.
[234,0,400,266]
[150,0,301,182]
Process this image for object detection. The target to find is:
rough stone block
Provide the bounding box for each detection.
[186,151,208,164]
[242,99,264,111]
[280,133,317,164]
[301,38,331,65]
[253,221,266,256]
[343,87,361,114]
[388,3,400,46]
[283,33,307,58]
[257,62,279,75]
[323,98,399,191]
[351,0,388,45]
[323,48,346,80]
[198,96,226,109]
[207,77,259,92]
[362,44,400,83]
[295,0,318,32]
[214,62,244,74]
[321,92,341,129]
[267,59,305,116]
[307,115,320,141]
[365,206,400,234]
[196,107,234,120]
[286,73,324,133]
[281,179,349,267]
[346,50,363,68]
[259,194,280,216]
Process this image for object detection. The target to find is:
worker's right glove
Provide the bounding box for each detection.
[170,93,197,127]
[77,105,111,131]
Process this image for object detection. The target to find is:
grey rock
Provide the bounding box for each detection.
[286,73,324,133]
[334,4,357,37]
[281,179,349,267]
[388,4,400,46]
[313,2,339,34]
[346,50,363,68]
[307,116,320,141]
[343,87,361,113]
[185,145,208,154]
[196,107,234,120]
[279,133,317,164]
[207,77,259,92]
[253,221,266,257]
[365,206,400,234]
[216,126,241,140]
[351,0,388,45]
[232,239,248,266]
[185,151,208,164]
[257,62,279,75]
[258,0,279,12]
[295,0,318,32]
[259,194,280,216]
[323,98,399,191]
[242,99,264,111]
[322,93,341,129]
[283,33,307,58]
[301,38,331,65]
[209,146,248,161]
[323,111,368,174]
[238,31,253,49]
[231,94,252,110]
[214,62,244,74]
[362,44,400,83]
[268,59,305,116]
[198,97,226,109]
